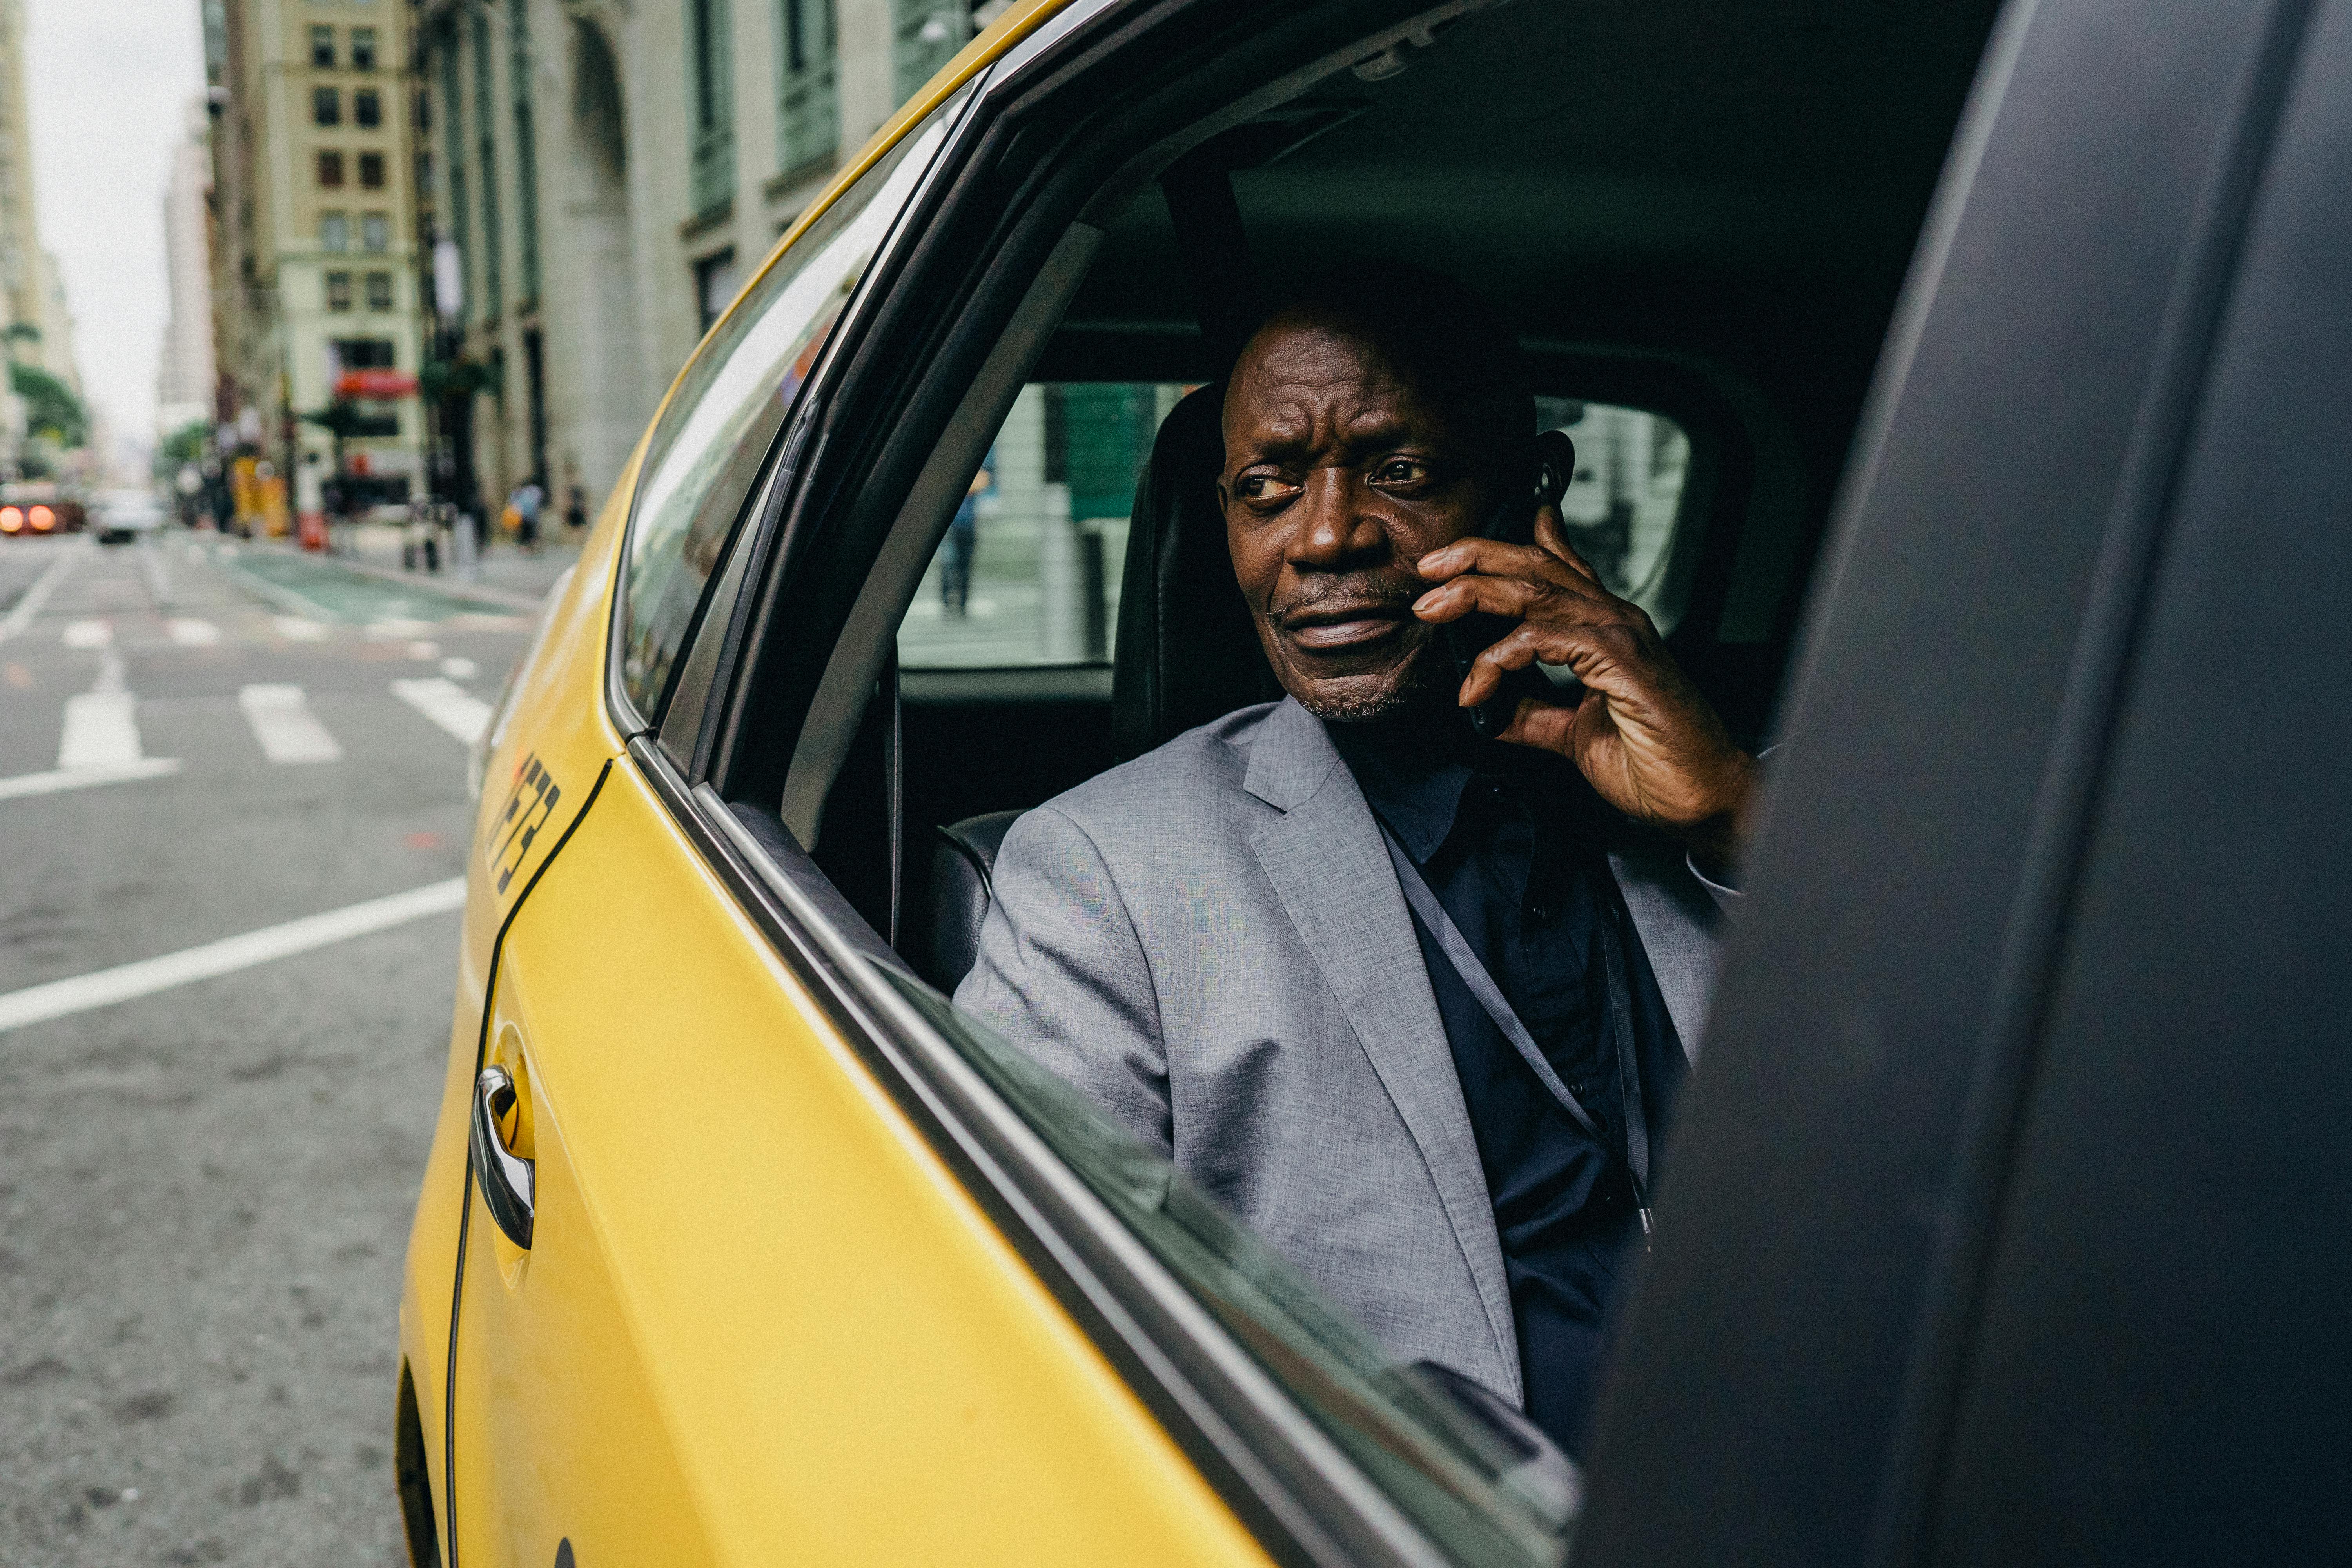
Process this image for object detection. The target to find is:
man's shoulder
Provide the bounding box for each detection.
[1019,701,1285,846]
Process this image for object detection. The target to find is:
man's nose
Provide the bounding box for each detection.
[1285,469,1387,568]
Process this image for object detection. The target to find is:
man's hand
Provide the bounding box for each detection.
[1413,507,1755,864]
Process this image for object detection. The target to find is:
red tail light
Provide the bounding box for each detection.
[0,506,20,533]
[28,505,54,532]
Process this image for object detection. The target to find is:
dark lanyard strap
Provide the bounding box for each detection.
[1377,822,1655,1234]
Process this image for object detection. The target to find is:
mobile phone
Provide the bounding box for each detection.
[1439,429,1578,738]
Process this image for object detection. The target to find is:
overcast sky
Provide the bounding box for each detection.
[24,0,207,457]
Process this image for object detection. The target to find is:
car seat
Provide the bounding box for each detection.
[918,383,1275,989]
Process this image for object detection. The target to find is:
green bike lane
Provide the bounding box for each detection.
[198,542,535,628]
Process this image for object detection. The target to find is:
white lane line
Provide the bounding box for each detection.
[272,615,330,642]
[0,759,183,802]
[0,878,467,1035]
[439,656,478,680]
[239,684,343,764]
[0,545,80,641]
[62,619,111,649]
[392,677,492,744]
[168,618,222,646]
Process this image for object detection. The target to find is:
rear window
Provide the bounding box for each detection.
[897,381,1192,670]
[1537,397,1694,633]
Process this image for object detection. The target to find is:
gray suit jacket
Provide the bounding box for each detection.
[955,696,1722,1402]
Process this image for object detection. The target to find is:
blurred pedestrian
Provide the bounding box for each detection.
[942,459,991,616]
[564,484,587,534]
[512,479,545,554]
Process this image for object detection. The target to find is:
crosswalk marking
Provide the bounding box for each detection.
[58,693,143,770]
[272,616,331,641]
[168,618,222,647]
[238,684,343,764]
[62,619,110,650]
[391,677,491,744]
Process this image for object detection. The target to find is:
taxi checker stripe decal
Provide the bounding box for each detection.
[441,755,613,1568]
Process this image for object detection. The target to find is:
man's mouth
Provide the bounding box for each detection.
[1281,600,1412,650]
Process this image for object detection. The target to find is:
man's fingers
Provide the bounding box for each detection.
[1534,507,1603,584]
[1414,566,1614,625]
[1417,534,1585,586]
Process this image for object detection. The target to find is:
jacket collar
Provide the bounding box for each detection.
[1238,695,1344,813]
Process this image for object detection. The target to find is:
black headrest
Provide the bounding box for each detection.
[1111,384,1278,760]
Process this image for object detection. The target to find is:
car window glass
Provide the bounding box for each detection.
[1535,397,1693,633]
[897,381,1192,670]
[617,90,967,720]
[882,969,1577,1566]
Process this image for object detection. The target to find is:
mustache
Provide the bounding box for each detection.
[1264,575,1420,624]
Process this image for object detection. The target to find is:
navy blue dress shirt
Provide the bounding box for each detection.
[1331,722,1690,1459]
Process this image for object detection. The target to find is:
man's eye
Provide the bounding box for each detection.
[1373,458,1428,485]
[1237,474,1299,502]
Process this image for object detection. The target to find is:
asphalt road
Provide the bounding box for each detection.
[0,533,551,1566]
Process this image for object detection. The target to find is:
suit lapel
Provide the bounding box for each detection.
[1608,834,1723,1063]
[1241,701,1522,1397]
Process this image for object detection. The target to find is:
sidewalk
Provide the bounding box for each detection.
[311,522,582,610]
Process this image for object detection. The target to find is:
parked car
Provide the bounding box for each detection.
[91,489,167,545]
[0,481,85,539]
[397,1,2351,1565]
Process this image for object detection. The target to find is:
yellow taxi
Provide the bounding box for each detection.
[392,0,2031,1562]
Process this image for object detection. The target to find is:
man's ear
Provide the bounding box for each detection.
[1213,479,1230,514]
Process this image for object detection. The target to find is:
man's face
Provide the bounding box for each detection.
[1220,315,1495,723]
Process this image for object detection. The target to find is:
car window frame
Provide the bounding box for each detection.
[604,73,992,745]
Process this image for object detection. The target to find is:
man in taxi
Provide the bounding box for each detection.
[957,270,1755,1456]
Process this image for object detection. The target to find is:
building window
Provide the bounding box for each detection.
[472,8,504,319]
[358,152,385,189]
[892,1,967,105]
[351,27,377,71]
[317,151,345,187]
[361,211,390,253]
[319,211,349,252]
[310,25,335,68]
[365,271,394,312]
[777,0,839,173]
[354,88,381,128]
[416,89,431,133]
[312,87,340,126]
[688,0,736,218]
[334,338,396,370]
[694,248,739,334]
[325,271,353,312]
[509,0,541,306]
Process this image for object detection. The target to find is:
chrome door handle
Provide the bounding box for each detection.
[470,1065,535,1249]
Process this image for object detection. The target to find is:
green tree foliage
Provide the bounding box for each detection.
[156,419,210,478]
[9,362,87,448]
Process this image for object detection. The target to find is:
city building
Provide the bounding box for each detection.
[207,0,430,523]
[411,0,1004,526]
[0,0,82,473]
[158,96,218,441]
